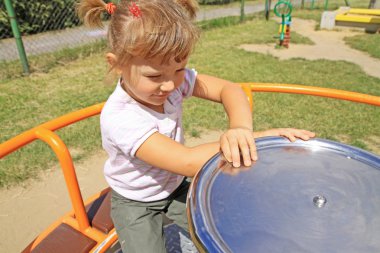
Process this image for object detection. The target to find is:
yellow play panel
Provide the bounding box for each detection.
[334,7,380,32]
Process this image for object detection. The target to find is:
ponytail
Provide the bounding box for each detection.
[174,0,199,19]
[76,0,108,28]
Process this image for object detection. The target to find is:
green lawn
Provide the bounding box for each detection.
[0,14,379,188]
[344,34,380,59]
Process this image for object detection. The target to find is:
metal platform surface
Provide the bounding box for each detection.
[188,137,380,253]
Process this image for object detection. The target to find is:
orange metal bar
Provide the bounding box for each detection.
[241,83,380,106]
[34,127,90,232]
[240,83,254,112]
[0,103,104,158]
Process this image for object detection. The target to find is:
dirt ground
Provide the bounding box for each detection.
[240,18,380,79]
[1,17,380,253]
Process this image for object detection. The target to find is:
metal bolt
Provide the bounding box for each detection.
[313,195,327,208]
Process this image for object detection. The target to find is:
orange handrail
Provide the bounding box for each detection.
[0,83,379,252]
[34,128,90,232]
[0,103,105,240]
[0,103,105,158]
[244,83,380,106]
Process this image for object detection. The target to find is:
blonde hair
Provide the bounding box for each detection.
[76,0,200,69]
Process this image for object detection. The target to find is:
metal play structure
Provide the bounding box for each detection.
[1,83,380,252]
[301,0,350,10]
[274,0,293,48]
[265,0,350,20]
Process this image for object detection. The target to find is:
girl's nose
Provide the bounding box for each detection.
[160,80,175,92]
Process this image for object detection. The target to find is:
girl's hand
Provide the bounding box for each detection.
[259,128,315,142]
[220,127,257,168]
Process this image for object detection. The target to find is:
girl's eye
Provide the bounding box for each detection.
[145,75,161,79]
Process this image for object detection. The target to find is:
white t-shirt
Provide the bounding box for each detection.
[100,68,197,202]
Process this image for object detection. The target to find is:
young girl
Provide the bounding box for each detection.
[77,0,314,252]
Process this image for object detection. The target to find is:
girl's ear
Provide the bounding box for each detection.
[106,53,117,67]
[106,53,122,74]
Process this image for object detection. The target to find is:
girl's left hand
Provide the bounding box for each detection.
[260,128,315,142]
[220,127,257,168]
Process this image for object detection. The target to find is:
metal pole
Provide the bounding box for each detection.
[4,0,30,74]
[240,0,245,22]
[368,0,376,8]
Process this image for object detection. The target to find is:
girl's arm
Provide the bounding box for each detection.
[136,74,256,176]
[193,74,257,168]
[135,128,315,177]
[136,132,220,177]
[136,74,316,177]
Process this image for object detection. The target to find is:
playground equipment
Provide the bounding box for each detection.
[274,1,293,48]
[265,0,350,20]
[1,83,380,252]
[189,137,380,252]
[266,0,293,21]
[301,0,350,10]
[321,7,380,33]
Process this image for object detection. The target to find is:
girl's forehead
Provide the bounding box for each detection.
[132,56,188,70]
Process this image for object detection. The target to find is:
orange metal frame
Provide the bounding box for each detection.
[1,83,379,253]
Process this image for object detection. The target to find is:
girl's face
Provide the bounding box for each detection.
[121,56,188,113]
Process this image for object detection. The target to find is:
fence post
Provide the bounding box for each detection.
[4,0,30,74]
[240,0,245,22]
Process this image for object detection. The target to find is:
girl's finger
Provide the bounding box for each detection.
[228,136,241,167]
[247,135,257,161]
[302,130,316,137]
[238,139,252,167]
[294,130,315,140]
[235,133,252,166]
[284,132,297,142]
[220,135,232,163]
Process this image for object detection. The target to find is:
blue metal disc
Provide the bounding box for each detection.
[187,137,380,253]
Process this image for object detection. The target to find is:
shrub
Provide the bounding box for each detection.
[0,0,110,39]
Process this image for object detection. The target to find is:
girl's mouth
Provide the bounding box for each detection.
[153,93,169,98]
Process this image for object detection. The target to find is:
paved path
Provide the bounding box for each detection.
[240,18,380,79]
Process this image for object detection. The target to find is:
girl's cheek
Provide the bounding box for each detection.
[176,74,186,86]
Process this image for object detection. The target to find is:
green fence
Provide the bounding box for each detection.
[1,0,249,70]
[0,0,111,66]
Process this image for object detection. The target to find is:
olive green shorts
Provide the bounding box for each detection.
[110,179,190,253]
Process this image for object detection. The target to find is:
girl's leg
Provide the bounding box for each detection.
[166,180,190,232]
[111,190,168,253]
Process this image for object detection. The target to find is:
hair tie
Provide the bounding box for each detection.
[106,2,116,15]
[128,2,142,18]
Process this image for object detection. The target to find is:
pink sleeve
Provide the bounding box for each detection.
[180,68,197,98]
[111,112,157,158]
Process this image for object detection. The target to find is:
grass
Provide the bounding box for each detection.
[344,34,380,59]
[0,40,107,83]
[1,13,379,188]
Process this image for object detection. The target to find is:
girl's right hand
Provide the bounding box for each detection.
[220,127,257,168]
